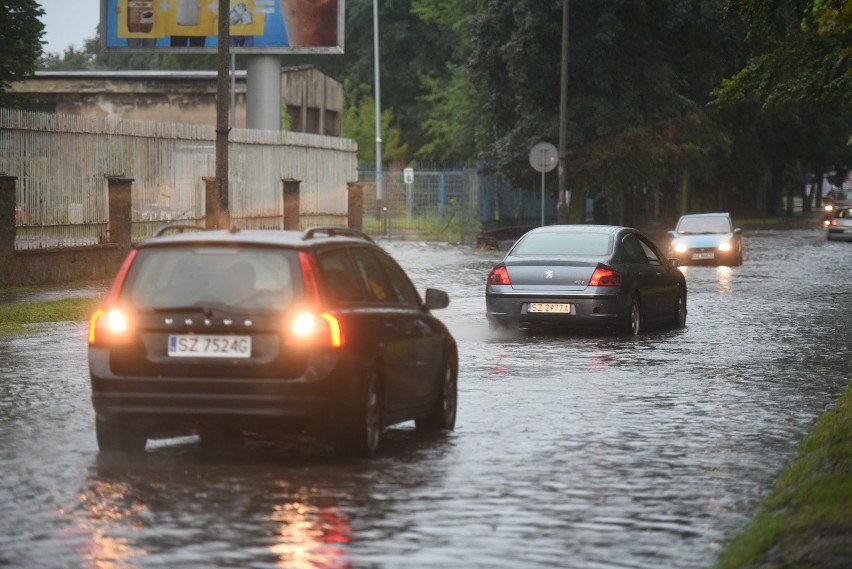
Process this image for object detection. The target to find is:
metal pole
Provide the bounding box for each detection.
[557,0,570,224]
[373,0,384,237]
[541,159,545,226]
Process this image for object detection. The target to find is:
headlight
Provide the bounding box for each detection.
[825,204,834,212]
[718,241,732,252]
[673,242,687,253]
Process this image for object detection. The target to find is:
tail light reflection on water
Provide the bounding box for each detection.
[62,475,352,569]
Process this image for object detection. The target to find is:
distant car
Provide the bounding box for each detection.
[826,206,852,241]
[485,225,687,335]
[667,213,743,266]
[822,190,852,227]
[88,226,457,458]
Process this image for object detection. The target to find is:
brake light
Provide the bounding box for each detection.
[88,250,138,345]
[487,266,511,285]
[88,308,132,345]
[299,251,321,303]
[289,311,345,347]
[588,267,622,286]
[105,250,137,305]
[831,219,838,226]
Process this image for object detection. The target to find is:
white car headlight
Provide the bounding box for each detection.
[718,241,732,252]
[673,241,687,253]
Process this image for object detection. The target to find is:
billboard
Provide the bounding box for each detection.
[101,0,344,53]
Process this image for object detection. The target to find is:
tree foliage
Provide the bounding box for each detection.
[0,0,45,107]
[713,0,852,108]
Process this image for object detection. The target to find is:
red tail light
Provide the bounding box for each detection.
[288,311,345,347]
[588,266,622,286]
[830,219,838,226]
[88,250,138,345]
[487,266,511,285]
[88,307,134,345]
[299,251,321,302]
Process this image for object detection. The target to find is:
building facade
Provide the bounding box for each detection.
[9,65,343,136]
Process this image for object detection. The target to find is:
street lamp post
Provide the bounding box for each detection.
[373,0,385,236]
[557,0,570,224]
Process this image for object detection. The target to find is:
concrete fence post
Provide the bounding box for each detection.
[106,177,133,250]
[347,182,363,231]
[0,175,17,286]
[282,178,301,230]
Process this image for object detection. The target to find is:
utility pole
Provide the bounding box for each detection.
[214,0,231,229]
[556,0,570,224]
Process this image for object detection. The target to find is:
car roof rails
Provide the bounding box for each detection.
[301,226,376,243]
[153,223,209,237]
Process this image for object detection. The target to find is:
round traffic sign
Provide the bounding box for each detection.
[529,142,558,173]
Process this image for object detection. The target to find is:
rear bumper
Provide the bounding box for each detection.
[827,228,852,241]
[486,293,624,329]
[89,347,355,437]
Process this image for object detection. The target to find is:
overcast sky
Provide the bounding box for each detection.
[39,0,100,55]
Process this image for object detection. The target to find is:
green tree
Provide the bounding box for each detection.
[0,0,45,107]
[469,0,750,222]
[712,0,852,214]
[713,0,852,108]
[343,83,409,164]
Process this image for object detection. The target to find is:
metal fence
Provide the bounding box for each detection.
[357,165,481,244]
[1,109,358,249]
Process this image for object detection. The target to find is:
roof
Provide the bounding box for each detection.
[137,227,375,249]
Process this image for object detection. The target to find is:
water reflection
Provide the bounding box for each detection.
[61,452,355,569]
[679,265,734,293]
[715,266,732,293]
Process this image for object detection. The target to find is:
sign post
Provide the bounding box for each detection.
[403,167,414,220]
[529,142,559,226]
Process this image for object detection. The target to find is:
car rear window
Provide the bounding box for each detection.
[677,216,732,234]
[120,246,301,311]
[511,232,611,256]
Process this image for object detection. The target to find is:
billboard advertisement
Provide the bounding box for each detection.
[101,0,344,53]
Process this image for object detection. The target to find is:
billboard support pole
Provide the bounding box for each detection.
[246,56,282,130]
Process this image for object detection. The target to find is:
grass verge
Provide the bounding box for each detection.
[714,382,852,569]
[0,297,103,337]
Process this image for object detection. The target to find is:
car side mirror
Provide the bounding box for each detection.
[733,228,743,235]
[667,230,677,238]
[668,258,679,268]
[424,288,450,310]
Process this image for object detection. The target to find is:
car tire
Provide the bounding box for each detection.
[416,346,458,432]
[335,368,383,458]
[621,295,641,336]
[95,418,147,453]
[668,289,687,329]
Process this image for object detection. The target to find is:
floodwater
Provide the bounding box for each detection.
[0,229,850,568]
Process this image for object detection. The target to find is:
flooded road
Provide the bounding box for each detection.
[1,228,850,568]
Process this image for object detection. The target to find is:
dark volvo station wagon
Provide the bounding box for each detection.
[88,226,457,458]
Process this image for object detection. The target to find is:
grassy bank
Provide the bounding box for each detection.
[0,297,103,337]
[714,382,852,568]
